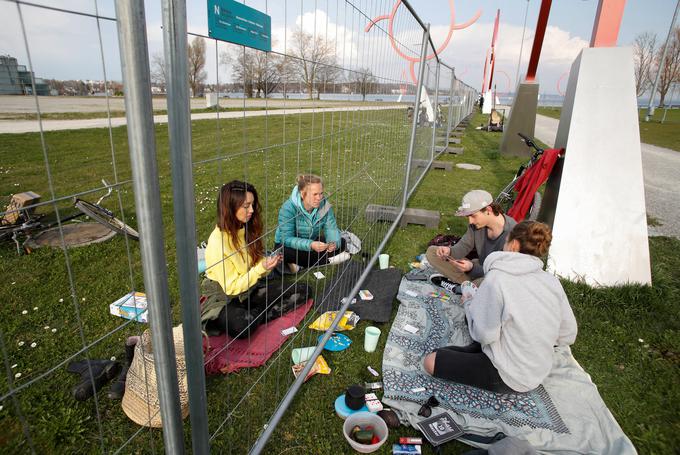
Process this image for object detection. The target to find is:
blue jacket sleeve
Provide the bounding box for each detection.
[322,206,341,246]
[277,201,313,251]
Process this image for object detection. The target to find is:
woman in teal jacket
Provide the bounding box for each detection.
[274,174,349,271]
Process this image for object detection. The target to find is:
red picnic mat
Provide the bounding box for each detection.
[203,298,314,374]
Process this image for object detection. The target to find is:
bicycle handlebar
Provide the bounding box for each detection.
[517,133,542,153]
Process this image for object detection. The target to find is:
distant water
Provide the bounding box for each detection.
[499,94,680,108]
[219,92,413,102]
[219,92,679,108]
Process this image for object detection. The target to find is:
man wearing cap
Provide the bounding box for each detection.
[426,190,516,292]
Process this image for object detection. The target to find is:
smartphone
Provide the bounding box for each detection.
[269,245,284,257]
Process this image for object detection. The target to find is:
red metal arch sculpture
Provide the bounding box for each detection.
[365,0,482,83]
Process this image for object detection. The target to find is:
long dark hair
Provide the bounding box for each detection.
[216,180,264,264]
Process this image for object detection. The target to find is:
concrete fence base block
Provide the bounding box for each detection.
[411,159,430,168]
[449,137,461,144]
[435,145,448,154]
[409,158,452,171]
[431,160,453,171]
[365,205,440,229]
[447,147,464,154]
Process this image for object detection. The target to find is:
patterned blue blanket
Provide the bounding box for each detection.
[382,276,636,454]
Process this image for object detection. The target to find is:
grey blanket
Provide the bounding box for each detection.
[316,260,402,323]
[382,276,637,454]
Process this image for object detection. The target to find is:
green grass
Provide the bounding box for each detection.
[1,111,679,453]
[537,107,680,152]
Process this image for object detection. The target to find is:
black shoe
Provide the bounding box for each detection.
[266,284,311,319]
[67,359,121,401]
[107,336,139,400]
[429,274,462,294]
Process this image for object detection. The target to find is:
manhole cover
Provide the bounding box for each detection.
[26,222,116,249]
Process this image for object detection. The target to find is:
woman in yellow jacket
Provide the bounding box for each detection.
[201,180,308,338]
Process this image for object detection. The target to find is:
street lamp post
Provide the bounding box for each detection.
[515,0,531,88]
[645,0,680,121]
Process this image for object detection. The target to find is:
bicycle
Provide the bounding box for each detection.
[0,180,139,254]
[495,133,564,221]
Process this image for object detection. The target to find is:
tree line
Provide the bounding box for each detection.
[151,29,378,100]
[633,27,680,106]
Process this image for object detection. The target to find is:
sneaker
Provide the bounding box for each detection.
[429,274,461,294]
[327,251,351,265]
[67,359,121,401]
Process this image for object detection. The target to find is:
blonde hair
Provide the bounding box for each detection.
[297,174,323,192]
[508,221,552,257]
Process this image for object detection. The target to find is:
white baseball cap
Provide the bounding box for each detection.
[455,190,493,216]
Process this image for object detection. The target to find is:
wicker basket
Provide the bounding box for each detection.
[121,325,189,427]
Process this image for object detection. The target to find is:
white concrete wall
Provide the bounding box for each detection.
[548,47,651,286]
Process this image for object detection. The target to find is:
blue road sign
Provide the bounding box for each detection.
[208,0,271,52]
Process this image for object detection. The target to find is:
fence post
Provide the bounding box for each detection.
[114,1,185,452]
[160,0,210,453]
[402,25,430,209]
[446,68,455,142]
[430,61,440,160]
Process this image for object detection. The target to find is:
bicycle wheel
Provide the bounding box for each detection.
[75,199,139,240]
[527,192,542,221]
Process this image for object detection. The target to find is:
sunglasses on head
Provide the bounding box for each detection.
[417,395,440,417]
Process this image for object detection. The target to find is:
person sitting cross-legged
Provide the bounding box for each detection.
[423,221,578,393]
[201,180,308,339]
[426,189,516,293]
[274,174,349,273]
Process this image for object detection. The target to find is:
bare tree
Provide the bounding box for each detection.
[289,28,339,99]
[652,27,680,107]
[221,43,288,98]
[188,36,207,97]
[150,52,166,93]
[633,32,656,97]
[349,68,376,101]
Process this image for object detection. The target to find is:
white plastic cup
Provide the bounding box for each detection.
[378,254,389,270]
[364,326,381,353]
[291,346,315,364]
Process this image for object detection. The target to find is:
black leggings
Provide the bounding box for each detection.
[205,280,310,339]
[432,342,514,393]
[275,237,346,268]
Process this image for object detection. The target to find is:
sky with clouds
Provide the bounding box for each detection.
[0,0,676,95]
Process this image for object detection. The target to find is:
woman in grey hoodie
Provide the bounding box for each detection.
[423,221,578,393]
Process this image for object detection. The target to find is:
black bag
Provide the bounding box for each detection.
[427,234,461,247]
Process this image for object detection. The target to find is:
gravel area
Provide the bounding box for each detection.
[534,114,680,239]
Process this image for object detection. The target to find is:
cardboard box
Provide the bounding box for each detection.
[2,191,40,225]
[109,292,149,323]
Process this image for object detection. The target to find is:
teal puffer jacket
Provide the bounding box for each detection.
[274,186,341,251]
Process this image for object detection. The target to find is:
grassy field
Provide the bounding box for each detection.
[537,106,680,151]
[0,111,679,454]
[0,105,337,121]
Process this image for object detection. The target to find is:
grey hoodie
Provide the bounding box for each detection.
[464,251,578,392]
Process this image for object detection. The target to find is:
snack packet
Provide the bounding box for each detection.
[291,355,331,382]
[308,311,360,331]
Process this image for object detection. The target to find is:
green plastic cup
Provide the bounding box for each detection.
[364,326,381,353]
